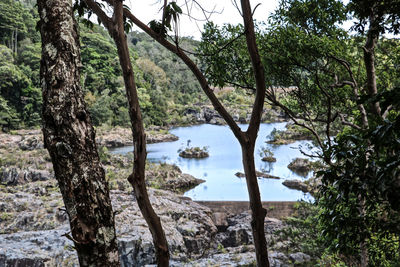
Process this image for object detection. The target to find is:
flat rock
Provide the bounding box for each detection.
[235,171,280,180]
[282,179,310,193]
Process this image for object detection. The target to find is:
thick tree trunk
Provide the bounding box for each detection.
[38,0,120,265]
[82,0,170,265]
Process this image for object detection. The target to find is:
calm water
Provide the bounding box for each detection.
[111,123,313,201]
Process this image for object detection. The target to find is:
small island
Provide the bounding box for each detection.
[178,146,209,159]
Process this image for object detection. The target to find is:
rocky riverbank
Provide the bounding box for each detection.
[267,123,313,145]
[0,126,178,151]
[0,179,312,266]
[183,105,288,125]
[0,128,315,266]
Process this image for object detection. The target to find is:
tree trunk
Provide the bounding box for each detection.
[111,7,170,267]
[363,12,381,118]
[38,0,120,265]
[241,1,270,265]
[82,0,170,265]
[240,137,269,267]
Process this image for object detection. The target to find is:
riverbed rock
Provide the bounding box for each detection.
[262,156,277,162]
[282,179,310,193]
[0,185,218,266]
[179,147,209,159]
[0,168,52,186]
[0,226,77,266]
[235,171,280,179]
[18,136,42,151]
[215,211,285,248]
[287,158,312,176]
[146,164,205,193]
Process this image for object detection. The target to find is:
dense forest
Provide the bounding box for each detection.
[1,0,400,266]
[0,0,208,130]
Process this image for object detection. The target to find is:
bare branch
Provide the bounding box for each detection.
[338,113,362,130]
[122,6,243,140]
[241,0,266,137]
[329,54,369,128]
[84,0,112,29]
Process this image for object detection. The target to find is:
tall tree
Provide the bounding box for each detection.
[37,0,120,265]
[81,0,170,265]
[198,0,400,265]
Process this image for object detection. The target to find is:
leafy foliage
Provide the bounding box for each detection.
[197,0,400,264]
[0,2,204,130]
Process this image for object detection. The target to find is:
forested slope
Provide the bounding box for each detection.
[0,0,204,131]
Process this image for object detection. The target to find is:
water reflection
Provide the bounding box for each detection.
[111,123,313,201]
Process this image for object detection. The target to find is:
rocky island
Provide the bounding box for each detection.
[178,146,209,159]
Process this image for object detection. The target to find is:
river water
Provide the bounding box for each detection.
[111,123,313,201]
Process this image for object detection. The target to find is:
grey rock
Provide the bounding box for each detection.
[289,252,311,264]
[235,171,280,180]
[0,226,77,266]
[287,158,312,176]
[0,168,52,186]
[18,136,43,151]
[282,179,310,193]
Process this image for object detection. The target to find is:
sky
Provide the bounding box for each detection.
[126,0,279,39]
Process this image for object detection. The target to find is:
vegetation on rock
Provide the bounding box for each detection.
[178,146,209,159]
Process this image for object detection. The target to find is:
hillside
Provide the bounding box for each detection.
[0,0,207,131]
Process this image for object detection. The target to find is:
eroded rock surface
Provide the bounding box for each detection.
[282,179,310,193]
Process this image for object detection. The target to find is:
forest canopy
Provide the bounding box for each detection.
[0,0,204,130]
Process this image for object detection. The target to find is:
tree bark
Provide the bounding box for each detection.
[240,137,269,267]
[363,11,381,118]
[240,1,270,266]
[38,0,120,265]
[83,0,170,265]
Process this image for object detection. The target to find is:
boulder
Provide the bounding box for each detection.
[282,179,310,193]
[287,158,312,175]
[289,252,312,264]
[235,171,280,179]
[18,136,43,151]
[0,168,52,186]
[179,148,209,159]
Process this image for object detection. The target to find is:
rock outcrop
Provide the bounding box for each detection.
[184,105,287,125]
[179,147,209,159]
[235,171,280,179]
[0,168,52,186]
[262,156,277,162]
[146,164,205,193]
[287,157,312,176]
[0,186,218,266]
[282,179,310,193]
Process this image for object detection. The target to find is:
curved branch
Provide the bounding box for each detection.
[122,6,244,141]
[83,0,112,29]
[241,0,266,138]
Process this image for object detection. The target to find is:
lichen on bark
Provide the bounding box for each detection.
[38,0,120,265]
